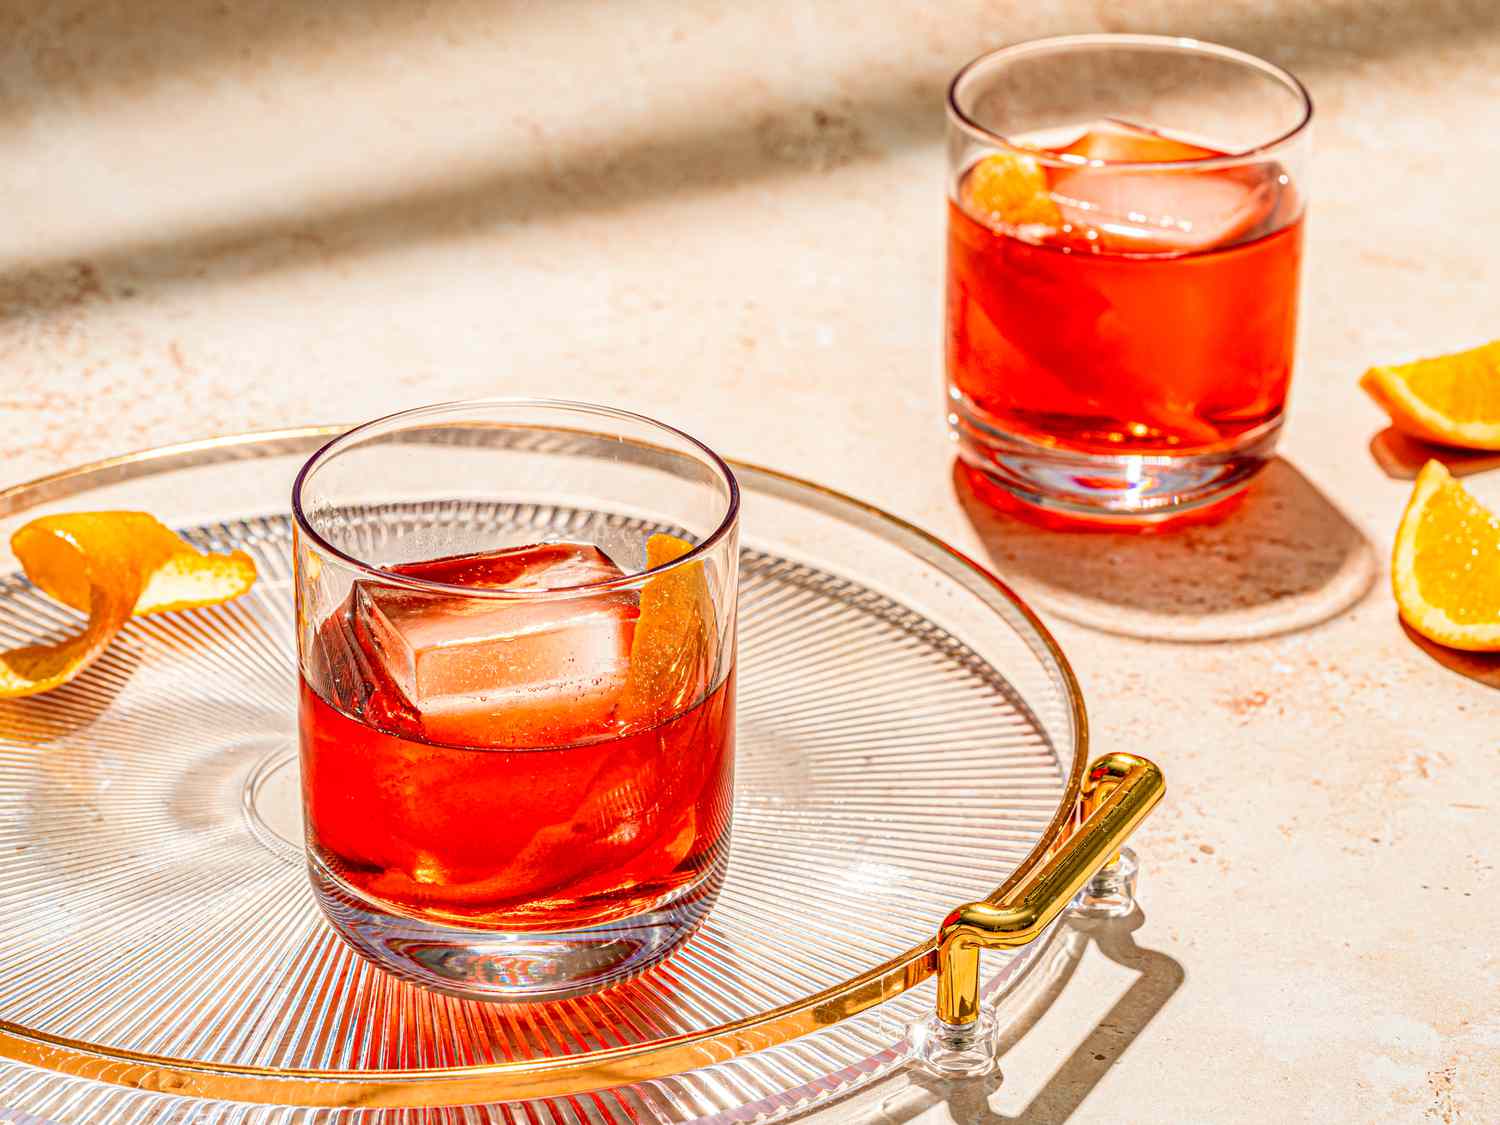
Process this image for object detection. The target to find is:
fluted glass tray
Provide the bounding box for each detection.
[0,430,1086,1123]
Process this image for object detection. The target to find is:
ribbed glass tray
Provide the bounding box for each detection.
[0,430,1085,1123]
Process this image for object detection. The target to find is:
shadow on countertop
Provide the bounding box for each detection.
[1368,426,1500,480]
[828,909,1183,1125]
[3,0,1500,314]
[1400,620,1500,690]
[3,0,1491,125]
[952,458,1377,642]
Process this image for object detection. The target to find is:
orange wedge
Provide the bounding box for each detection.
[961,152,1062,228]
[1361,340,1500,450]
[1392,462,1500,651]
[618,533,716,725]
[1,512,257,697]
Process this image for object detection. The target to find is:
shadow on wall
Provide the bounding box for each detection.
[3,0,1500,313]
[953,458,1377,642]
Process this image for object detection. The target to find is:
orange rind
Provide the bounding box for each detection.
[1361,340,1500,450]
[1392,461,1500,651]
[1,512,257,697]
[619,533,716,725]
[961,152,1063,229]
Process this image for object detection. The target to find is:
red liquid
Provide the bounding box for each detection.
[299,544,734,931]
[947,123,1304,454]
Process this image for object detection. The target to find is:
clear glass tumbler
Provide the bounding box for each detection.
[946,34,1312,525]
[292,400,739,1000]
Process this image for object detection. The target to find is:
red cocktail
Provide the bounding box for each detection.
[300,543,734,932]
[946,36,1312,524]
[949,121,1303,453]
[292,400,741,998]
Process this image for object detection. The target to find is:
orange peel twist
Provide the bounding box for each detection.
[961,152,1063,229]
[0,512,257,698]
[618,533,717,725]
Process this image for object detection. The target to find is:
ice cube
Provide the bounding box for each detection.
[1054,118,1224,164]
[1050,164,1277,253]
[386,543,629,594]
[1045,121,1277,253]
[353,543,640,747]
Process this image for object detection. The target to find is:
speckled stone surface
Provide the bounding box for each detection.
[3,2,1497,1121]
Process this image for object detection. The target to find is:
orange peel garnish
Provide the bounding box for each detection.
[0,512,257,697]
[961,152,1063,229]
[618,533,715,725]
[1393,462,1500,651]
[1361,340,1500,450]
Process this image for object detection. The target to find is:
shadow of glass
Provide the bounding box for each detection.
[1401,619,1500,689]
[954,458,1377,642]
[1368,426,1500,480]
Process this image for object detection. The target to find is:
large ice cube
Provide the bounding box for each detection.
[353,543,640,747]
[1045,120,1277,253]
[1055,118,1224,164]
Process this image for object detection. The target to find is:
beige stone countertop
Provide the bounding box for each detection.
[3,2,1497,1121]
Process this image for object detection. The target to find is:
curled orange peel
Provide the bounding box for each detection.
[961,152,1063,229]
[0,512,257,698]
[618,533,716,725]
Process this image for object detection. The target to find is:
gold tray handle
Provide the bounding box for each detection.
[916,752,1164,1075]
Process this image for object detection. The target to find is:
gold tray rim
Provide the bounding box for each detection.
[0,425,1089,1107]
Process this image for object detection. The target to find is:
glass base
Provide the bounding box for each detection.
[1072,846,1140,919]
[309,857,724,1001]
[908,1012,1001,1079]
[951,396,1281,526]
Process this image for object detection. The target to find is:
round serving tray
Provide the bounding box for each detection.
[0,429,1146,1124]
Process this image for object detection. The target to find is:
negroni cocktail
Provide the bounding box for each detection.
[292,400,740,998]
[946,36,1312,523]
[300,542,733,932]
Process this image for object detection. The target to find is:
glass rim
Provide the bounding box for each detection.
[291,396,741,601]
[947,33,1314,172]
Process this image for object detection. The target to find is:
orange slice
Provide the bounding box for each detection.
[1361,340,1500,450]
[618,533,716,725]
[1392,462,1500,651]
[961,152,1062,228]
[1,512,257,697]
